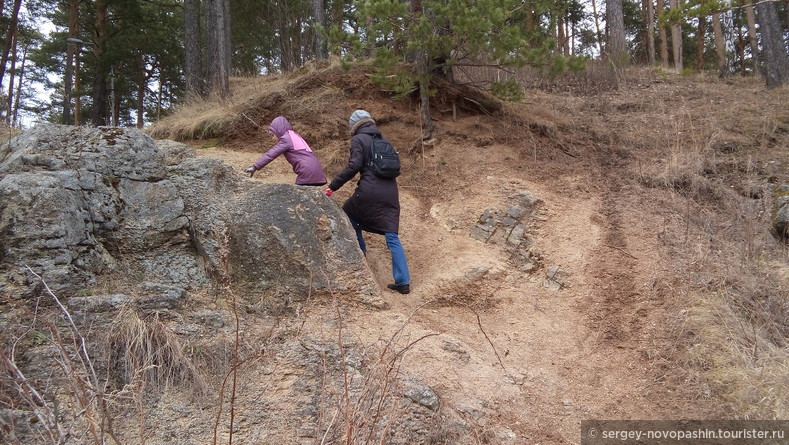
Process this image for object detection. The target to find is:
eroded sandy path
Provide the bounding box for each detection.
[337,174,684,442]
[196,133,707,443]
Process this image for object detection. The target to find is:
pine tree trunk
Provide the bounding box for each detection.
[184,0,202,97]
[6,34,16,126]
[313,0,327,59]
[93,0,109,126]
[606,0,628,65]
[157,80,163,122]
[657,0,669,67]
[417,54,433,139]
[12,42,27,127]
[410,0,432,139]
[111,68,118,126]
[0,0,22,91]
[64,0,79,125]
[644,0,655,65]
[756,1,789,88]
[221,0,232,86]
[295,17,303,66]
[745,1,761,77]
[669,0,682,72]
[206,0,231,95]
[278,7,292,71]
[525,0,535,47]
[712,12,726,76]
[136,53,145,128]
[736,30,746,75]
[570,19,576,56]
[558,13,566,55]
[74,51,82,125]
[695,16,706,73]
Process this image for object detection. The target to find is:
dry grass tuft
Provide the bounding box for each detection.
[146,59,352,143]
[146,73,294,141]
[107,304,206,394]
[675,280,789,419]
[591,73,789,419]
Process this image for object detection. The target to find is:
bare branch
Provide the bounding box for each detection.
[1,353,66,443]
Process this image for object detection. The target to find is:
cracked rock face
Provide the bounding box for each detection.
[470,192,544,271]
[0,124,381,309]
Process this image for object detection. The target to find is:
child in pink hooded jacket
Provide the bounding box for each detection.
[244,116,327,186]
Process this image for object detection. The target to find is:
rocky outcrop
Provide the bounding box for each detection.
[0,124,382,309]
[773,184,789,242]
[470,191,543,271]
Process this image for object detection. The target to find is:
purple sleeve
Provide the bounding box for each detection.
[252,135,292,170]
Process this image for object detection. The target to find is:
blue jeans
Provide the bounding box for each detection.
[348,217,410,286]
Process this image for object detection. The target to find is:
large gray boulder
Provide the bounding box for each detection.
[226,184,379,304]
[0,124,381,309]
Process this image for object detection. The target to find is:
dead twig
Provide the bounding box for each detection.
[605,244,638,259]
[457,303,508,372]
[24,265,122,445]
[1,355,65,443]
[241,112,261,128]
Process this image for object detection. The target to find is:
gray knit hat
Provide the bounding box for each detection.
[348,109,372,127]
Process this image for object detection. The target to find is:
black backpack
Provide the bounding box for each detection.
[368,134,401,179]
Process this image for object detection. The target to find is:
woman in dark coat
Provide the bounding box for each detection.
[326,110,411,294]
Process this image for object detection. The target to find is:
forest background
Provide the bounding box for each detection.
[0,0,787,131]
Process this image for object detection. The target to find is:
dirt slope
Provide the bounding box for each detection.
[188,68,788,443]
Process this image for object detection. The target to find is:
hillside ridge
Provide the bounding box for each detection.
[162,65,788,442]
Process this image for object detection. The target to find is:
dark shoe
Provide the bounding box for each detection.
[387,283,410,294]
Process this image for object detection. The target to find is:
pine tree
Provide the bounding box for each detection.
[338,0,582,137]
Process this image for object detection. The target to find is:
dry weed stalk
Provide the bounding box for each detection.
[212,225,267,445]
[1,354,65,443]
[108,305,204,392]
[0,266,122,444]
[316,284,440,445]
[649,124,789,418]
[212,225,240,445]
[676,283,789,418]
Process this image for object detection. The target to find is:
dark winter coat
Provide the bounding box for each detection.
[328,121,400,234]
[253,116,327,185]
